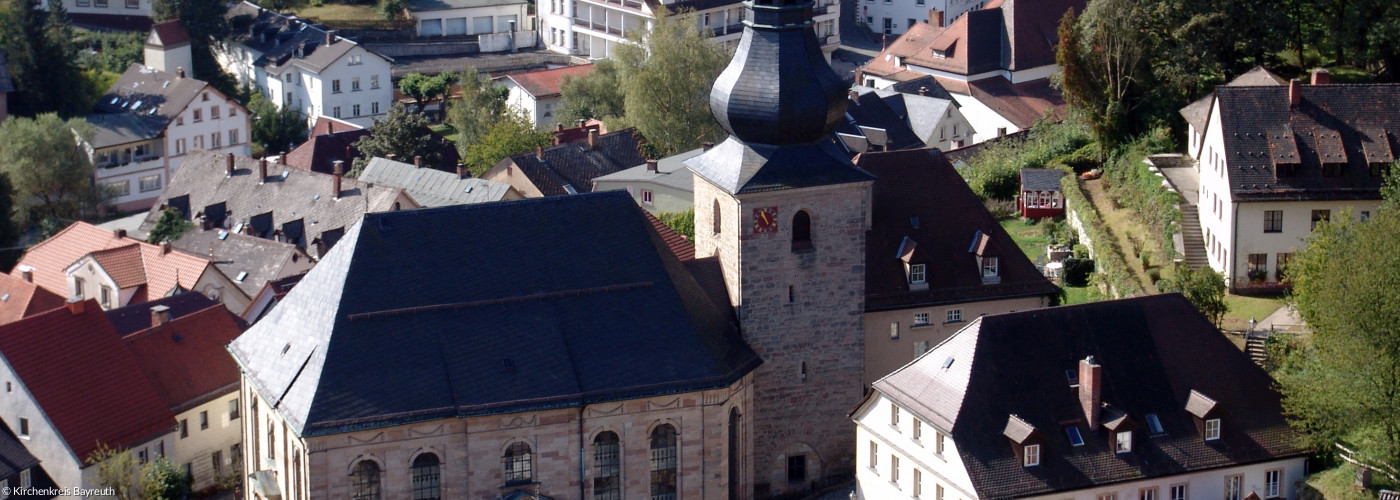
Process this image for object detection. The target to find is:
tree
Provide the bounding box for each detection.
[557,58,626,126]
[378,0,405,20]
[151,0,240,97]
[0,114,102,228]
[658,208,694,239]
[352,103,447,176]
[462,111,552,175]
[1156,265,1228,327]
[248,93,308,155]
[447,67,510,154]
[87,443,138,500]
[1278,203,1400,467]
[0,173,21,270]
[147,207,193,244]
[0,0,85,117]
[399,72,458,114]
[141,457,192,500]
[613,9,728,155]
[1055,1,1152,152]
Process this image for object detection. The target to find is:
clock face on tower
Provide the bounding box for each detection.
[753,206,779,234]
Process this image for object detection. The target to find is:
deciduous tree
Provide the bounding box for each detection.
[248,93,308,155]
[557,58,625,126]
[1156,264,1228,327]
[352,103,447,176]
[461,111,551,175]
[147,207,193,245]
[0,114,102,227]
[447,67,509,153]
[399,72,458,114]
[613,9,727,155]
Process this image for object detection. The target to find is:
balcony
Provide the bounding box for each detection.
[710,23,744,37]
[585,0,645,10]
[574,18,627,36]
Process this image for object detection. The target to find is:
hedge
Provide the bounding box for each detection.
[1061,175,1143,298]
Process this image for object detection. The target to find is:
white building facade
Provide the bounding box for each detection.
[539,0,839,60]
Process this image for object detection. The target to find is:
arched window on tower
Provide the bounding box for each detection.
[503,442,533,485]
[792,210,812,251]
[650,425,679,500]
[593,432,621,500]
[412,453,441,500]
[351,460,381,500]
[713,200,722,235]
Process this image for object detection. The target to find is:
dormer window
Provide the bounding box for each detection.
[1115,431,1132,453]
[981,257,998,278]
[1023,444,1040,466]
[1205,419,1220,440]
[909,264,926,284]
[1003,414,1041,468]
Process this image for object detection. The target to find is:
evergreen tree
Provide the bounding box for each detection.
[0,0,84,117]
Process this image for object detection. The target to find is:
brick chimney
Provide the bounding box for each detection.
[1289,79,1302,106]
[17,265,32,283]
[332,160,345,199]
[456,163,467,179]
[279,154,287,166]
[176,67,186,78]
[114,228,127,239]
[577,118,586,128]
[225,153,236,177]
[161,240,172,254]
[259,158,268,183]
[327,120,334,134]
[1311,68,1330,85]
[553,132,565,146]
[646,159,658,172]
[703,142,714,152]
[150,305,171,327]
[414,155,423,168]
[1078,356,1102,429]
[928,8,944,26]
[997,127,1007,137]
[65,299,85,315]
[587,129,599,150]
[535,146,544,160]
[325,30,336,45]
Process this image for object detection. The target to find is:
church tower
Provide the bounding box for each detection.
[687,0,873,494]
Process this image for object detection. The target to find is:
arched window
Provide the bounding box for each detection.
[727,409,742,500]
[593,432,620,500]
[650,425,678,500]
[503,442,533,485]
[293,451,303,500]
[412,453,441,500]
[351,461,381,500]
[250,399,258,469]
[712,200,722,235]
[792,210,812,251]
[267,420,275,460]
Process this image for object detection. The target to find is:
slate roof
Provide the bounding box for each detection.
[1212,83,1400,201]
[504,64,593,99]
[105,292,239,337]
[228,192,759,436]
[94,63,211,126]
[687,137,876,194]
[1181,67,1286,132]
[0,420,41,481]
[872,294,1310,499]
[139,151,406,259]
[498,129,648,196]
[0,301,175,462]
[169,228,314,298]
[358,157,516,207]
[123,303,246,412]
[286,117,461,174]
[225,1,390,74]
[592,147,704,192]
[11,222,206,298]
[888,75,957,101]
[147,20,191,47]
[0,273,65,326]
[857,149,1058,311]
[837,91,925,152]
[845,86,959,151]
[1020,168,1065,192]
[83,112,166,148]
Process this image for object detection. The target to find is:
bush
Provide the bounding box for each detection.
[657,208,694,239]
[1063,258,1095,286]
[983,199,1018,219]
[961,118,1092,200]
[1040,218,1074,247]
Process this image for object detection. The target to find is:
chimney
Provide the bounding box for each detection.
[535,146,544,160]
[554,132,565,146]
[225,153,236,176]
[556,123,565,132]
[918,86,929,96]
[646,159,658,172]
[327,120,334,134]
[587,129,599,150]
[997,127,1007,137]
[577,118,586,128]
[259,158,268,183]
[325,30,336,45]
[456,163,467,179]
[1311,68,1330,85]
[928,8,943,26]
[414,155,423,168]
[17,265,32,283]
[161,240,172,254]
[279,154,287,166]
[176,67,186,78]
[150,305,171,327]
[332,160,345,199]
[1078,356,1102,430]
[65,299,85,316]
[1289,79,1302,106]
[848,89,859,100]
[114,228,127,239]
[703,142,715,152]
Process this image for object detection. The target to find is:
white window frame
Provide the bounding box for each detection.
[19,469,29,488]
[1170,484,1188,500]
[1265,469,1282,498]
[641,189,654,205]
[909,263,926,284]
[913,312,930,326]
[1225,475,1242,500]
[1140,488,1157,500]
[982,256,999,277]
[1205,418,1221,440]
[1115,431,1132,453]
[890,454,900,483]
[870,441,879,470]
[332,79,341,93]
[890,404,899,428]
[1023,444,1039,467]
[946,309,963,323]
[912,419,922,441]
[890,322,899,339]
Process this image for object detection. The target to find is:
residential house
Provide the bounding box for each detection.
[10,222,246,312]
[139,151,417,260]
[228,193,760,500]
[550,118,607,144]
[168,228,315,304]
[104,292,244,336]
[852,294,1311,500]
[356,157,520,207]
[83,63,251,211]
[855,148,1059,385]
[1018,168,1065,219]
[1185,69,1397,289]
[283,116,461,173]
[0,297,246,494]
[408,0,533,37]
[0,419,58,499]
[216,1,395,128]
[1181,67,1288,160]
[49,0,153,31]
[539,0,839,59]
[502,64,594,129]
[482,128,647,196]
[0,273,65,327]
[143,20,192,78]
[857,0,1083,142]
[591,147,704,214]
[842,85,975,152]
[860,0,981,35]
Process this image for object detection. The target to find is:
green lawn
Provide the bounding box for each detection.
[999,219,1048,265]
[1221,294,1284,332]
[430,123,459,143]
[1062,285,1093,305]
[1305,463,1397,500]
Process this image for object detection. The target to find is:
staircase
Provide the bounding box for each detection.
[1245,332,1269,366]
[1179,204,1209,269]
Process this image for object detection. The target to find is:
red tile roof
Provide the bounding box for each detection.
[16,222,214,302]
[505,64,594,99]
[148,20,191,47]
[0,301,175,462]
[123,303,246,411]
[13,222,144,296]
[90,245,147,289]
[644,211,695,262]
[966,78,1068,129]
[0,273,64,326]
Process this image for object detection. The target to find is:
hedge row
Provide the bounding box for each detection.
[1100,128,1182,262]
[1060,175,1143,298]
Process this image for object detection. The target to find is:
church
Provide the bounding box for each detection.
[227,0,1054,497]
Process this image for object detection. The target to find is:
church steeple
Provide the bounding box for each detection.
[708,0,848,145]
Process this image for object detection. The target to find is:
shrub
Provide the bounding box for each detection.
[1063,258,1095,286]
